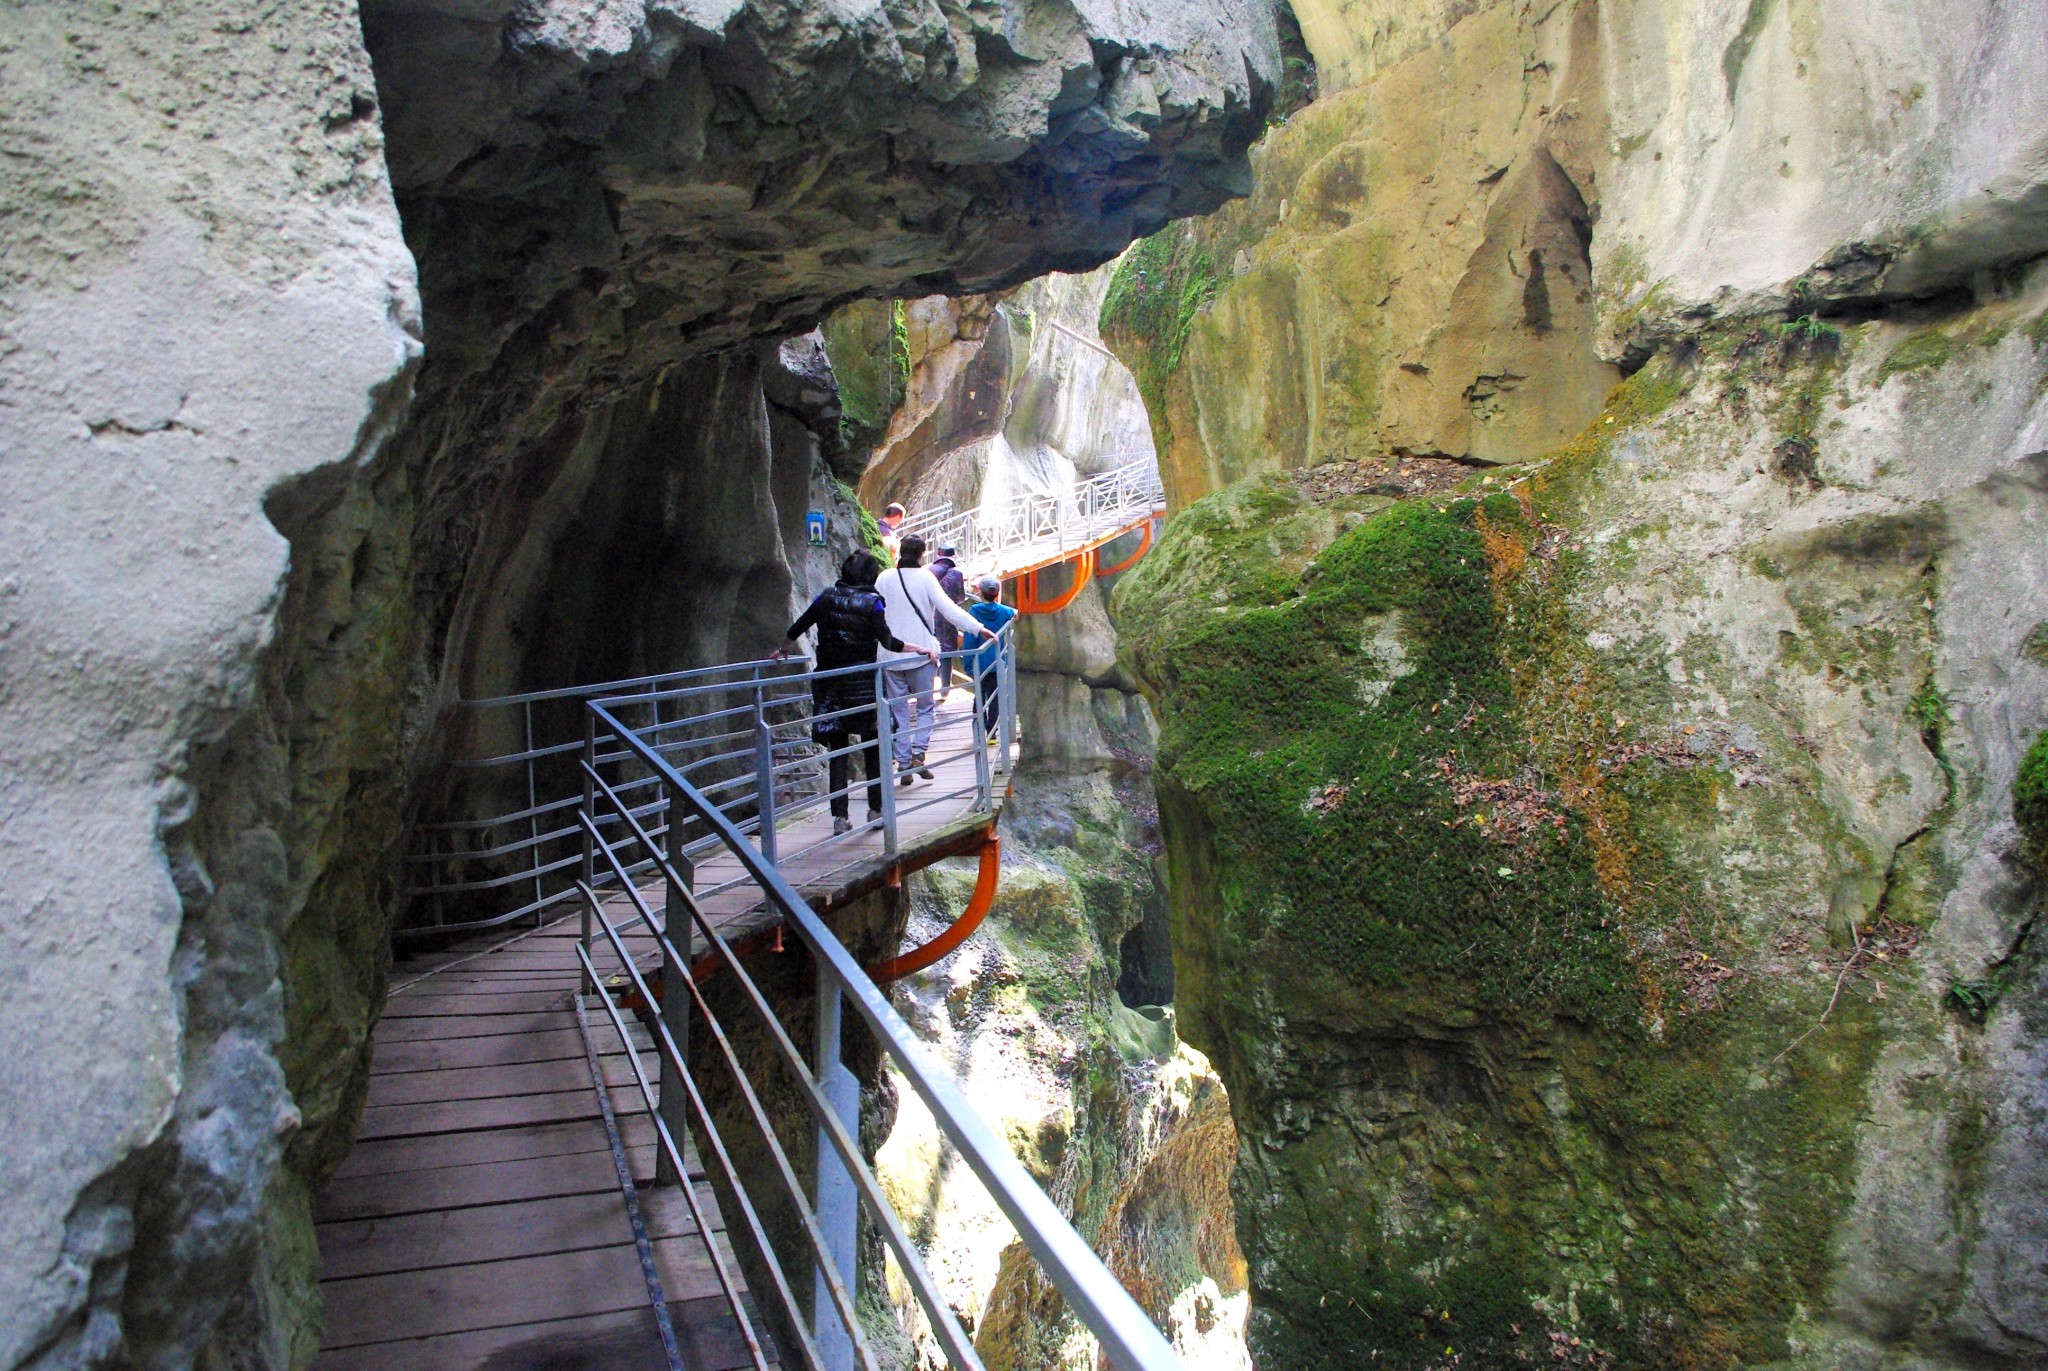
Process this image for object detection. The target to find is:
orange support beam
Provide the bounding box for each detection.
[1093,519,1154,577]
[1014,547,1094,615]
[865,834,1002,982]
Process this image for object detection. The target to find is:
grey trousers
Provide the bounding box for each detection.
[882,660,936,768]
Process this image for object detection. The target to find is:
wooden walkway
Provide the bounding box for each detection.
[314,696,1011,1368]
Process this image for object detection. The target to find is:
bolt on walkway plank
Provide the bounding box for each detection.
[314,693,1013,1369]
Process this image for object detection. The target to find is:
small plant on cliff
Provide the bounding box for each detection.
[1783,313,1842,349]
[1099,227,1219,415]
[889,299,911,391]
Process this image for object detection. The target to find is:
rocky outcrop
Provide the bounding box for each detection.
[1104,0,1618,506]
[0,2,1281,1366]
[848,265,1158,519]
[1108,1,2048,1367]
[0,6,419,1368]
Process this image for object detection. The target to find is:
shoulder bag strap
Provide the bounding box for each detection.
[899,568,938,638]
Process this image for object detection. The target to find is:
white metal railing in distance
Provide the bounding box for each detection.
[904,454,1164,580]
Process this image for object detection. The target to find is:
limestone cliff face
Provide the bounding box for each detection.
[1108,2,2048,1367]
[0,8,419,1368]
[0,3,1281,1367]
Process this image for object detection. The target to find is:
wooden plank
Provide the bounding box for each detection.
[672,1291,778,1371]
[312,1296,771,1371]
[635,1182,728,1240]
[354,1082,648,1143]
[370,1026,654,1077]
[380,990,574,1018]
[366,1050,651,1110]
[396,955,598,974]
[316,1183,722,1280]
[375,1010,576,1044]
[319,1188,638,1279]
[370,1027,590,1076]
[319,1233,728,1346]
[387,976,583,998]
[317,1144,652,1223]
[328,1115,654,1182]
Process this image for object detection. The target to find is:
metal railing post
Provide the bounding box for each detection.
[812,972,860,1371]
[656,772,694,1187]
[580,709,597,994]
[998,632,1018,766]
[753,684,777,865]
[971,651,992,809]
[430,829,445,928]
[525,700,543,927]
[876,664,898,856]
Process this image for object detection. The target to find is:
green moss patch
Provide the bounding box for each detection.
[1119,365,1894,1367]
[2018,729,2048,861]
[1877,328,1956,385]
[1099,226,1219,421]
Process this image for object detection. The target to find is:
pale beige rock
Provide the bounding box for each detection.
[0,5,419,1367]
[1597,0,2048,316]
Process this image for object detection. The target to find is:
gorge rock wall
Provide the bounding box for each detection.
[1108,1,2048,1367]
[0,3,1281,1367]
[0,7,420,1367]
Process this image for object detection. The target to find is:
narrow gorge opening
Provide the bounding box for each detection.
[8,2,2048,1370]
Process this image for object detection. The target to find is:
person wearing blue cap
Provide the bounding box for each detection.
[967,576,1016,738]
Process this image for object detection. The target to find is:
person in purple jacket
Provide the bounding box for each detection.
[928,542,967,689]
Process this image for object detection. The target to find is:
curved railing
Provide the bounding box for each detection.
[399,632,1018,940]
[575,692,1182,1371]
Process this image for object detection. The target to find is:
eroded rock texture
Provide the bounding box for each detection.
[0,2,1279,1367]
[0,6,419,1368]
[1107,1,2048,1367]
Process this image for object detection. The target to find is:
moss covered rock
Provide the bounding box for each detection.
[1118,291,2048,1365]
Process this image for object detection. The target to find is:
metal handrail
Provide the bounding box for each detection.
[397,629,1019,939]
[905,454,1163,578]
[580,684,1181,1371]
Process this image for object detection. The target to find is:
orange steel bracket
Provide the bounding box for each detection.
[1093,519,1154,577]
[865,833,1002,982]
[1015,548,1094,615]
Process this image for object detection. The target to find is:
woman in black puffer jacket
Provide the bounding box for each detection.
[775,551,937,832]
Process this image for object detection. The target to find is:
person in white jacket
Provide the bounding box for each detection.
[876,534,993,780]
